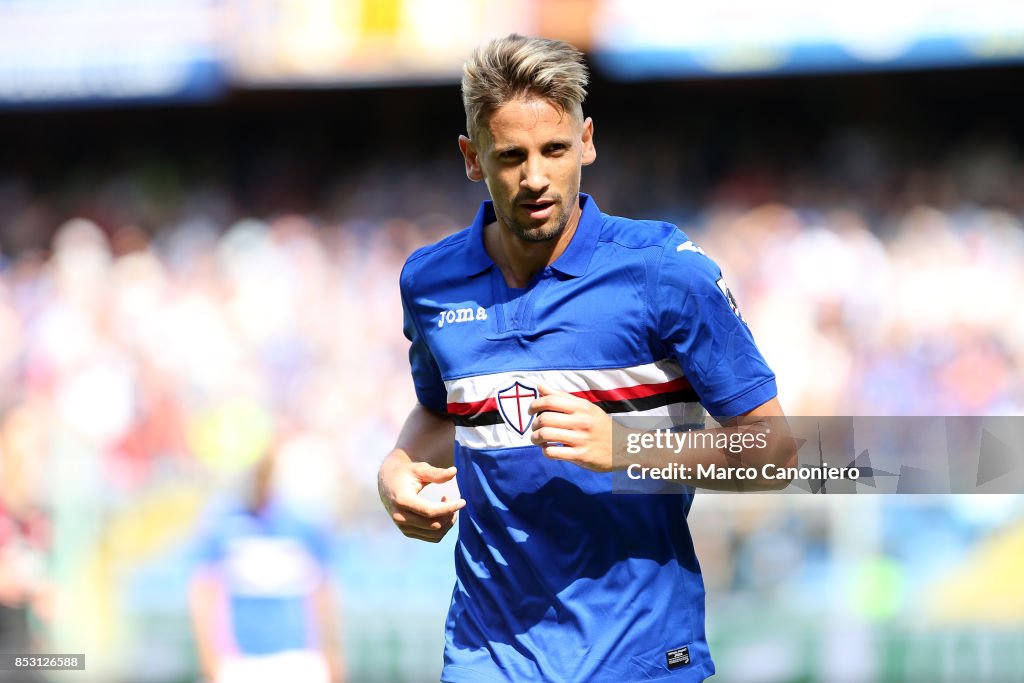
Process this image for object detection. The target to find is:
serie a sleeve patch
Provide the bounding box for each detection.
[665,645,691,670]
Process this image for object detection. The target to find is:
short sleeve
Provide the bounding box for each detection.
[191,516,226,568]
[654,232,777,419]
[299,519,332,566]
[400,272,448,414]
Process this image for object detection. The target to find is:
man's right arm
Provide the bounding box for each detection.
[378,404,465,543]
[188,567,222,683]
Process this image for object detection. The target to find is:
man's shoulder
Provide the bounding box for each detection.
[593,210,718,290]
[400,225,474,289]
[405,226,473,268]
[597,212,689,252]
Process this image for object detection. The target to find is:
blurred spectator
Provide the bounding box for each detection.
[188,449,345,683]
[0,405,51,683]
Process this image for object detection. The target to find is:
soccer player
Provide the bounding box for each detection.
[190,452,345,683]
[377,34,794,682]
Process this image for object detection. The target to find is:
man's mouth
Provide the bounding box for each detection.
[520,199,556,220]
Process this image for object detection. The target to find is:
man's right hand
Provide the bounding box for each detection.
[378,455,465,542]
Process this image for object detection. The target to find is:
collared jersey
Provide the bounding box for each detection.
[400,194,776,682]
[194,503,331,655]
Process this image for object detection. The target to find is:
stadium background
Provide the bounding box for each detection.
[1,1,1023,681]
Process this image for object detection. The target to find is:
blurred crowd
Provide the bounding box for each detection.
[0,119,1021,529]
[0,112,1023,680]
[1,126,1021,501]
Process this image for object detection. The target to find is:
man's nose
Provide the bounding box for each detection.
[520,155,549,193]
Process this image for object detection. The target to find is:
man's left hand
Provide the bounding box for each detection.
[529,384,613,472]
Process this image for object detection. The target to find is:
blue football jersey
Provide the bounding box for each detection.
[194,503,331,655]
[400,194,777,682]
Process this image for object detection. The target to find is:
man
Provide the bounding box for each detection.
[190,451,345,683]
[377,34,794,682]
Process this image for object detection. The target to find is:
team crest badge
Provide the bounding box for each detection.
[496,381,538,436]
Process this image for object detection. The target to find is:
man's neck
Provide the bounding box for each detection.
[486,200,582,288]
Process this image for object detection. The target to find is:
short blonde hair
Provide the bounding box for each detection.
[461,34,589,143]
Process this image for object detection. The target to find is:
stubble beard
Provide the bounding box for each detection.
[499,192,574,244]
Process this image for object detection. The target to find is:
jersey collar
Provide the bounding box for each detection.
[464,192,601,278]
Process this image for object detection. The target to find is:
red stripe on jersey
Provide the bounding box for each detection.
[568,377,692,404]
[447,396,497,416]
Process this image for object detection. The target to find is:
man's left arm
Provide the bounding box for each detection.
[529,230,795,490]
[529,388,795,491]
[314,581,346,683]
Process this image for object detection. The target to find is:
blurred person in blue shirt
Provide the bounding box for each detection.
[189,449,345,683]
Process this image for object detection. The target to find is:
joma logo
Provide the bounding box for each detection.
[438,306,488,328]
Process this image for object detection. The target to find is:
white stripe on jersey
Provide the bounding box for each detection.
[445,359,685,404]
[446,360,706,450]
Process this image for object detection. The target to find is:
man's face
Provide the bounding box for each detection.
[460,97,596,243]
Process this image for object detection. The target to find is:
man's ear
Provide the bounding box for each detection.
[581,117,596,166]
[459,135,486,182]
